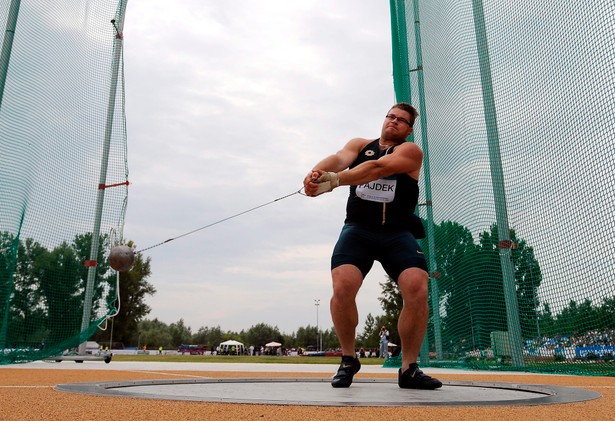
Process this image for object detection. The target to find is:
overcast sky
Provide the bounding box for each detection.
[121,1,398,335]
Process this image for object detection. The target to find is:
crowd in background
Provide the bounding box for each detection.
[525,329,615,349]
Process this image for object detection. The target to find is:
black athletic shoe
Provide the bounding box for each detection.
[331,355,361,388]
[398,363,442,390]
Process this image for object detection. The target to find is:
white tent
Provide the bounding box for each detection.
[218,339,245,355]
[220,339,243,346]
[265,341,282,347]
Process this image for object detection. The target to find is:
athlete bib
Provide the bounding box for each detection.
[356,178,397,203]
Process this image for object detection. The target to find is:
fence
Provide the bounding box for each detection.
[0,0,128,364]
[390,0,614,375]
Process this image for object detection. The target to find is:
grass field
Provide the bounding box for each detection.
[111,354,386,365]
[110,354,615,375]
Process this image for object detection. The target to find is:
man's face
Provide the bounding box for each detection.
[381,108,414,140]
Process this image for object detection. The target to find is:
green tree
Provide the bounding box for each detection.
[425,221,480,351]
[0,231,19,344]
[439,223,542,351]
[192,325,224,348]
[169,318,192,347]
[576,299,598,332]
[379,220,542,355]
[8,238,48,345]
[2,232,114,351]
[510,232,543,338]
[281,332,296,349]
[321,327,339,350]
[538,302,556,337]
[38,241,84,344]
[357,313,388,349]
[555,300,579,334]
[596,296,615,330]
[137,318,172,349]
[295,325,318,348]
[555,299,601,334]
[357,313,376,348]
[378,276,402,346]
[242,323,282,348]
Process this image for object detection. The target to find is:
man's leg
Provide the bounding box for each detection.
[330,264,363,356]
[397,267,442,389]
[397,267,429,368]
[329,264,363,387]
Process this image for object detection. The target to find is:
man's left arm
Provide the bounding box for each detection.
[335,142,423,187]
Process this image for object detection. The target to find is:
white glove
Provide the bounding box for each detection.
[314,172,339,195]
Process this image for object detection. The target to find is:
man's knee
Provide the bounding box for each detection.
[332,265,363,298]
[398,268,429,299]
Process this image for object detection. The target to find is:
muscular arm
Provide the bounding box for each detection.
[304,140,423,196]
[303,138,370,195]
[311,138,370,173]
[337,142,423,186]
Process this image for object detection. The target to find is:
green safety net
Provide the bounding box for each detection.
[0,0,128,363]
[389,0,614,376]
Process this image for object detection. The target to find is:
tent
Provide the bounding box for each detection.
[265,341,282,347]
[220,339,243,347]
[218,339,245,355]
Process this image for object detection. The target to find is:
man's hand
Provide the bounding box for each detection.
[314,172,339,195]
[303,170,321,196]
[303,170,339,197]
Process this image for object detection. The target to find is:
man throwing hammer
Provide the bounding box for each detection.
[303,102,442,390]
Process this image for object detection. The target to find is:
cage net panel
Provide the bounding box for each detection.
[0,0,128,364]
[390,0,614,375]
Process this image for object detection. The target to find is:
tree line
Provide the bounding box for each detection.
[374,221,614,354]
[537,297,615,339]
[0,231,153,350]
[96,319,344,351]
[2,219,612,356]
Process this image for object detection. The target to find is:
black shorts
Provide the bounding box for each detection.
[331,223,428,281]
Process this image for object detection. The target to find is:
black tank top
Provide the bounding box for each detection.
[344,139,425,238]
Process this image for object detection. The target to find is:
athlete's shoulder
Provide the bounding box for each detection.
[347,137,374,147]
[395,141,424,157]
[343,137,375,153]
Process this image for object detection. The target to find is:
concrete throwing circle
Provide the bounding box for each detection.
[55,378,601,407]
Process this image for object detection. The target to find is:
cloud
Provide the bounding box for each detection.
[122,0,396,333]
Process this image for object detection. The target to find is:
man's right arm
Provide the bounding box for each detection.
[312,137,368,173]
[303,138,368,196]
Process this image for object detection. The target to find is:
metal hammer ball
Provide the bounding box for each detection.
[109,245,135,272]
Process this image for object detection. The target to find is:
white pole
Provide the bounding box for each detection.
[0,0,22,352]
[0,0,21,110]
[471,0,524,367]
[78,1,128,356]
[314,299,320,351]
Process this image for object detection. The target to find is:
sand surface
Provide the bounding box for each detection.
[0,363,612,420]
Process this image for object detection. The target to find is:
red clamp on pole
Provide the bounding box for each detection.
[84,260,97,267]
[99,180,130,190]
[498,240,518,249]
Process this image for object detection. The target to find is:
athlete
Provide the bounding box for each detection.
[303,102,442,390]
